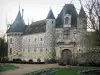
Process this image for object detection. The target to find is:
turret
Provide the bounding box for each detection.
[6,8,25,61]
[78,6,87,30]
[45,8,56,59]
[77,7,87,54]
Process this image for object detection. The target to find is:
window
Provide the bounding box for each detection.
[28,49,30,52]
[46,48,47,51]
[29,39,30,42]
[40,49,42,52]
[10,38,12,44]
[34,48,36,52]
[35,38,36,41]
[40,38,42,41]
[52,21,53,24]
[65,17,69,24]
[17,52,18,55]
[10,48,12,54]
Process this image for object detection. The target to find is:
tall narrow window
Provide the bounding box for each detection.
[46,48,47,51]
[10,38,12,44]
[35,38,36,41]
[10,48,12,54]
[40,38,42,41]
[34,48,36,52]
[65,17,69,24]
[52,21,53,24]
[40,49,42,52]
[29,39,30,42]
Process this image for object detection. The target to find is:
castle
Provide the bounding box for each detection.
[7,4,87,63]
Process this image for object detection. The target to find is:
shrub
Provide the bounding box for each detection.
[37,58,41,62]
[13,58,22,63]
[29,59,33,63]
[72,59,78,66]
[45,58,57,64]
[58,59,66,66]
[34,62,45,64]
[0,56,8,63]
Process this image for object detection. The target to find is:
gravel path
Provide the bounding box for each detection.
[0,64,64,75]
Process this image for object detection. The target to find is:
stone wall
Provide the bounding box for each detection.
[74,47,100,64]
[7,33,22,61]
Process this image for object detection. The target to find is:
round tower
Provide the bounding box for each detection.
[77,6,87,54]
[6,9,25,61]
[45,8,56,60]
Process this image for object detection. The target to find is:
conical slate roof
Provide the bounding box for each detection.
[7,9,25,33]
[79,7,86,17]
[46,8,55,19]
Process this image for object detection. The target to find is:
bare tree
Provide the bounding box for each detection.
[78,0,100,47]
[79,0,100,33]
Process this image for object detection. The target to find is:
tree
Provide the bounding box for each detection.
[0,38,5,56]
[78,0,100,47]
[0,37,8,62]
[79,0,100,33]
[75,0,100,65]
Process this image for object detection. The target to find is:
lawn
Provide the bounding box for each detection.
[51,67,100,75]
[0,64,19,72]
[24,66,100,75]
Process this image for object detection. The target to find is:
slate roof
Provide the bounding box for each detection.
[24,20,46,34]
[79,7,86,18]
[7,4,78,35]
[56,4,77,28]
[7,9,25,33]
[46,8,55,19]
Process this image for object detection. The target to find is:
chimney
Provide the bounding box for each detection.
[22,9,24,18]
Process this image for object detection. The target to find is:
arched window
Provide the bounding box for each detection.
[65,17,69,24]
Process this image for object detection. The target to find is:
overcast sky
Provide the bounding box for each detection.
[0,0,81,33]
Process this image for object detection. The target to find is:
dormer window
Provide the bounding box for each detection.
[64,14,71,27]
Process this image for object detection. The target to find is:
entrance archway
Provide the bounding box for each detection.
[61,49,72,65]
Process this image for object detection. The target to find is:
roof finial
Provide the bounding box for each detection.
[28,18,30,25]
[19,4,20,10]
[70,0,73,4]
[65,2,66,4]
[46,8,55,19]
[6,12,8,30]
[50,6,51,10]
[79,0,82,7]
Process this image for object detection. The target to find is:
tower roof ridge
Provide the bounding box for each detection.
[79,6,86,17]
[46,8,55,19]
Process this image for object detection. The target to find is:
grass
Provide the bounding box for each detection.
[24,66,100,75]
[0,64,19,72]
[51,67,100,75]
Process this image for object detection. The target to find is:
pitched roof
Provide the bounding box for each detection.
[7,9,25,33]
[56,4,77,28]
[24,20,46,34]
[79,6,86,17]
[46,8,55,19]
